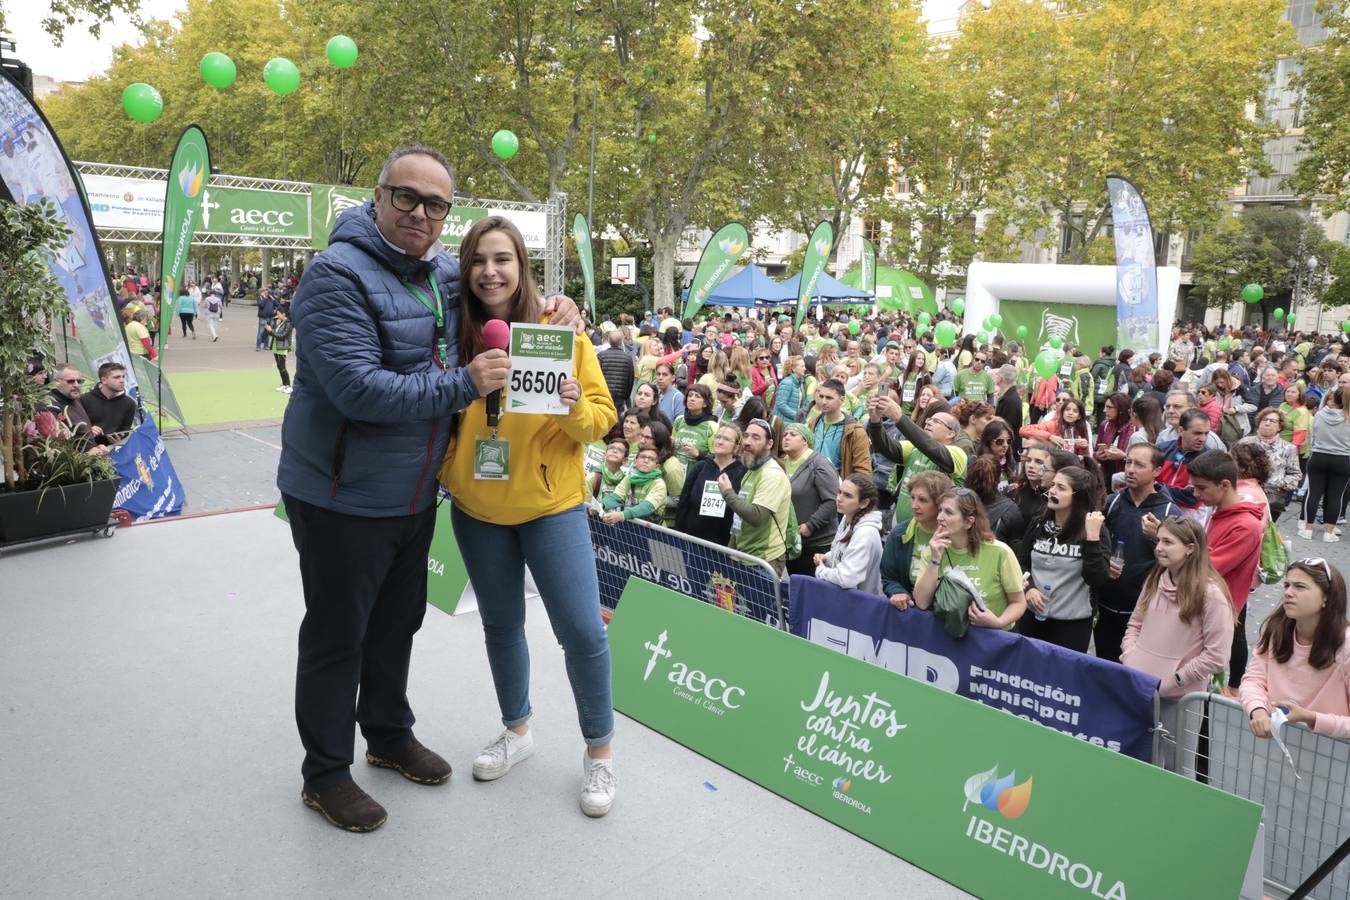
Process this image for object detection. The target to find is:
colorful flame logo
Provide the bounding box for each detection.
[718,237,745,255]
[813,238,831,256]
[179,162,204,198]
[164,275,176,298]
[964,766,1033,819]
[832,777,852,793]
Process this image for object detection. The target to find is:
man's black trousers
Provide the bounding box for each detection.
[284,494,437,789]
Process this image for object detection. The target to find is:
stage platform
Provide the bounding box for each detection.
[0,509,971,899]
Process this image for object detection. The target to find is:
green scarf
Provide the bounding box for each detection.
[601,467,627,490]
[627,466,663,488]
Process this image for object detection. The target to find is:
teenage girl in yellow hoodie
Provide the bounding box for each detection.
[438,217,618,817]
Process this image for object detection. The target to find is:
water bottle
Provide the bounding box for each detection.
[1035,584,1051,622]
[1110,540,1125,579]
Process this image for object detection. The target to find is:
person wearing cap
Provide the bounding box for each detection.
[782,422,839,576]
[866,393,968,525]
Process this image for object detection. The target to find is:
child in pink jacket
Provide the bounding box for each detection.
[1241,558,1350,740]
[1122,517,1234,697]
[1121,517,1234,768]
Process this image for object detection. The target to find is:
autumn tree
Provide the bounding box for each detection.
[1293,1,1350,213]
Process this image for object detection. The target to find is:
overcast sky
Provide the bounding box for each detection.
[11,0,965,82]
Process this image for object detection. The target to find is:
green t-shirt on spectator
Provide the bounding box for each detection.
[919,539,1022,626]
[954,369,994,403]
[732,460,792,562]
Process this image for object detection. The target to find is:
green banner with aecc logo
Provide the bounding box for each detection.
[608,578,1260,900]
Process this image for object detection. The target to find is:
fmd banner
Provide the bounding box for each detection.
[788,576,1159,760]
[610,578,1259,900]
[111,416,184,521]
[158,125,211,344]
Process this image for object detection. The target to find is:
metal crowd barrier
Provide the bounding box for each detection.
[1168,691,1350,900]
[586,513,786,629]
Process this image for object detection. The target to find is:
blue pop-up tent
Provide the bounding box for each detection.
[701,264,797,307]
[772,271,875,305]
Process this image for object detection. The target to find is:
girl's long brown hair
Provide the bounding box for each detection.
[1138,518,1234,625]
[458,216,542,362]
[1256,560,1348,669]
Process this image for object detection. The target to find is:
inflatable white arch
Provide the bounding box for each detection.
[964,262,1181,359]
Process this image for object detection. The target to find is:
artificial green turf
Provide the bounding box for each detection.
[165,366,291,426]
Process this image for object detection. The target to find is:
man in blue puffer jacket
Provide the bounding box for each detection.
[277,146,578,833]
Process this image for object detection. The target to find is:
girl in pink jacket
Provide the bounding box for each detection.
[1241,558,1350,740]
[1122,517,1234,768]
[1122,517,1235,698]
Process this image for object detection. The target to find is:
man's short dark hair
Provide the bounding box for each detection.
[1127,443,1165,468]
[1178,408,1210,431]
[1189,449,1238,488]
[378,145,454,186]
[98,362,126,379]
[817,378,846,396]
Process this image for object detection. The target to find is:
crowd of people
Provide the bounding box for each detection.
[583,308,1350,745]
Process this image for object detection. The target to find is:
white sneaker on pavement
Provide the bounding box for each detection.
[472,728,534,781]
[1324,532,1341,543]
[1298,528,1314,540]
[275,385,287,392]
[580,751,616,818]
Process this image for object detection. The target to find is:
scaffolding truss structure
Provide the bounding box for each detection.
[76,161,568,294]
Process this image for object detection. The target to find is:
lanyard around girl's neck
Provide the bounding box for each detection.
[401,276,448,367]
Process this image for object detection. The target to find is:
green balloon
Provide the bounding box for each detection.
[848,321,860,335]
[326,35,359,69]
[977,330,991,345]
[1241,283,1264,304]
[1342,320,1350,335]
[121,82,163,123]
[990,313,1003,329]
[1273,307,1285,319]
[199,52,236,89]
[917,311,931,325]
[263,57,300,96]
[981,316,994,331]
[647,133,657,145]
[1219,337,1231,350]
[1034,350,1063,379]
[644,65,656,78]
[1048,336,1064,350]
[934,321,958,348]
[1016,325,1028,339]
[950,298,965,316]
[491,129,519,160]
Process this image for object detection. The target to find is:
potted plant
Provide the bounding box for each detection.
[0,199,120,545]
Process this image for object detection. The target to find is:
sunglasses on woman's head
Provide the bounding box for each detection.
[1293,557,1333,580]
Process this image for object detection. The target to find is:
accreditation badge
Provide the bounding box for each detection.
[473,438,510,481]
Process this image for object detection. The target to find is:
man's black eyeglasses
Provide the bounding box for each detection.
[380,184,452,221]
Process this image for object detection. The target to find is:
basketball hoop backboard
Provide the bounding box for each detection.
[611,257,635,285]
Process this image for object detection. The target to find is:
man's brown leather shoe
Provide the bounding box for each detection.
[366,737,453,785]
[301,780,388,833]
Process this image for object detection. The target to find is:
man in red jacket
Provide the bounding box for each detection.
[1189,450,1264,690]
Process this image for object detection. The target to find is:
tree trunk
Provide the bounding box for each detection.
[2,411,14,490]
[650,230,679,313]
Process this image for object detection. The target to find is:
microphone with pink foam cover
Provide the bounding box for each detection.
[482,319,510,426]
